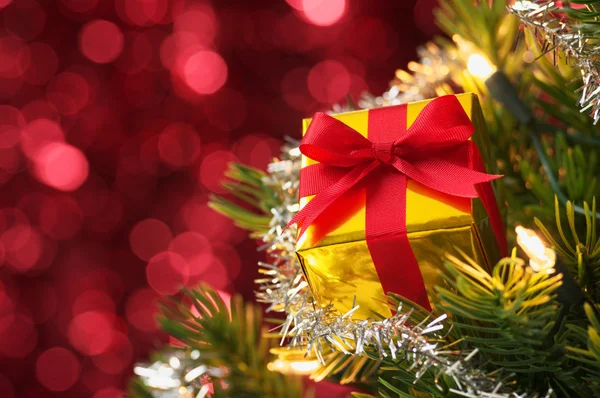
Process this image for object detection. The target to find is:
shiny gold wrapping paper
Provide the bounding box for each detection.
[296,93,502,319]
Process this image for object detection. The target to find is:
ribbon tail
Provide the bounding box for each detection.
[365,170,431,310]
[287,161,378,238]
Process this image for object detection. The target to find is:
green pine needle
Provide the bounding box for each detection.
[156,284,304,398]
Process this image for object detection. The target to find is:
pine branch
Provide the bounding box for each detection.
[535,197,600,300]
[207,162,275,233]
[434,251,564,393]
[157,284,304,398]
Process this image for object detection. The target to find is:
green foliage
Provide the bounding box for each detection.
[208,163,273,233]
[535,197,600,301]
[350,393,376,398]
[127,379,154,398]
[435,0,600,230]
[311,350,381,387]
[436,252,563,389]
[560,1,600,37]
[158,285,304,398]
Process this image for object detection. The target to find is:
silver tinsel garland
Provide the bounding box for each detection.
[510,0,600,123]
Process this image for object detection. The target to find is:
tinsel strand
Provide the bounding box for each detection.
[510,0,600,123]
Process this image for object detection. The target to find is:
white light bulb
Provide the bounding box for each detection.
[515,226,556,273]
[467,54,495,79]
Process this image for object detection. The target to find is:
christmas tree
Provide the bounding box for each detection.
[129,1,600,397]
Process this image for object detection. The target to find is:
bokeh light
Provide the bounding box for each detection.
[46,72,90,115]
[68,311,115,356]
[182,50,228,94]
[5,227,43,272]
[21,99,60,123]
[35,347,80,392]
[21,118,65,159]
[204,88,247,131]
[79,20,125,64]
[0,284,14,334]
[307,60,351,103]
[0,35,31,79]
[0,313,38,358]
[59,0,99,13]
[198,257,229,290]
[146,251,189,295]
[281,67,314,111]
[3,0,46,41]
[0,105,24,149]
[22,281,57,324]
[173,5,217,47]
[285,0,304,10]
[0,0,428,395]
[116,0,168,27]
[302,0,346,26]
[33,142,89,191]
[179,200,239,242]
[73,290,115,315]
[39,195,83,239]
[157,123,201,168]
[23,43,58,86]
[198,149,237,193]
[129,218,173,261]
[168,231,213,276]
[125,288,159,333]
[115,31,153,74]
[93,387,127,398]
[0,374,15,398]
[91,331,133,374]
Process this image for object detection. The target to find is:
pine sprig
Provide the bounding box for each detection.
[435,251,563,392]
[158,285,304,398]
[208,162,274,233]
[535,197,600,300]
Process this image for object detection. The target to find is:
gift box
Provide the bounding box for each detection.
[292,93,507,319]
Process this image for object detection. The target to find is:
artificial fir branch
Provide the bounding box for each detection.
[208,162,274,233]
[535,197,600,300]
[157,285,304,398]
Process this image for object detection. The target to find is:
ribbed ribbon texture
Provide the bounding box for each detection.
[289,95,507,310]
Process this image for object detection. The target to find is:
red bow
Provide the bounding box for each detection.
[289,95,505,309]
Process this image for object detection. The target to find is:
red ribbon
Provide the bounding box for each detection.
[289,95,507,310]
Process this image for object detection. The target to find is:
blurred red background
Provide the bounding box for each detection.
[0,0,436,396]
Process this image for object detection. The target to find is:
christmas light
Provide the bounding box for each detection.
[467,54,495,80]
[515,226,556,273]
[267,358,321,375]
[516,226,583,305]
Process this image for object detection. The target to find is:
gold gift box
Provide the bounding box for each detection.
[296,93,503,319]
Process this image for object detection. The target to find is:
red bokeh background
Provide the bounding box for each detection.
[0,0,437,396]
